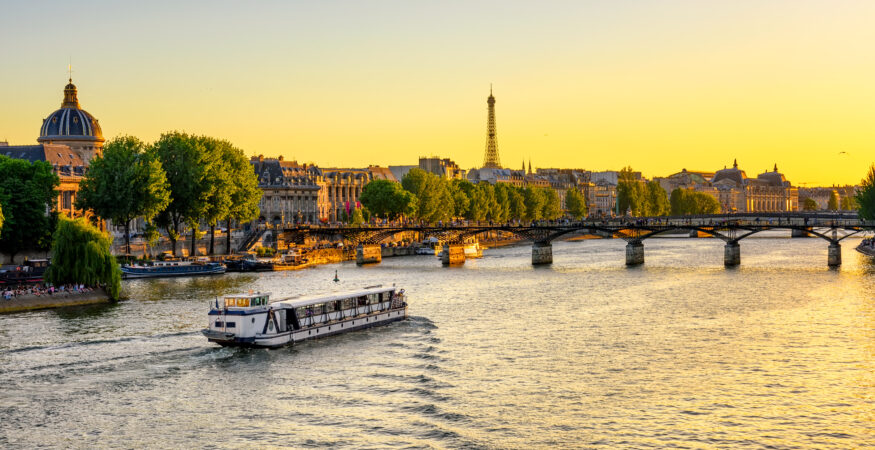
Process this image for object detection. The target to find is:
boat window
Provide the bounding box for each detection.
[342,298,354,310]
[225,298,236,307]
[312,304,324,315]
[236,298,250,307]
[215,321,235,328]
[357,296,368,306]
[324,301,336,313]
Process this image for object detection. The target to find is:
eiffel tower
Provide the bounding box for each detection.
[482,85,501,169]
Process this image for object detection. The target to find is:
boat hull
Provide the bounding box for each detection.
[121,266,226,279]
[855,245,875,257]
[202,307,407,348]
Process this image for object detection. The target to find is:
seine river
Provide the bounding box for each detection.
[1,234,873,448]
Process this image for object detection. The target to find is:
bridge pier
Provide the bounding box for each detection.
[828,242,841,267]
[532,241,553,265]
[356,244,382,266]
[724,242,740,267]
[625,241,644,266]
[441,243,466,266]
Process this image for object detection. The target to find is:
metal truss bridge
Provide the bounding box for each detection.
[277,212,874,267]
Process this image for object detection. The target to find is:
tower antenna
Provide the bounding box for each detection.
[67,58,73,83]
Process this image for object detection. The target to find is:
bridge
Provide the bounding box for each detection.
[277,213,875,268]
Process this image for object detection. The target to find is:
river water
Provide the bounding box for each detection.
[1,234,873,448]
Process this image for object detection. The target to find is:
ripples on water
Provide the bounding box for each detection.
[1,234,873,448]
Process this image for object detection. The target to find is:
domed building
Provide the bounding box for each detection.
[37,79,104,164]
[710,160,798,212]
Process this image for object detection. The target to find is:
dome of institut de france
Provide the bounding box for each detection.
[37,79,104,145]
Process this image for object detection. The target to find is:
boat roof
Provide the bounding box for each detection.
[224,292,272,299]
[273,285,396,308]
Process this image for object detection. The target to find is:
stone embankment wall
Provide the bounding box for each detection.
[0,288,110,314]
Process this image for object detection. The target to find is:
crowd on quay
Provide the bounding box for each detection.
[2,283,97,301]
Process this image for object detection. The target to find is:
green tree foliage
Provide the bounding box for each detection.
[616,166,644,216]
[222,145,261,254]
[840,195,854,211]
[153,132,213,256]
[670,188,721,215]
[492,183,512,222]
[450,179,472,218]
[359,179,416,221]
[44,217,121,300]
[76,136,171,255]
[508,187,526,220]
[827,190,840,211]
[855,164,875,220]
[643,181,669,216]
[565,187,587,220]
[802,197,818,211]
[522,187,545,221]
[349,207,365,226]
[541,187,562,220]
[0,155,60,260]
[401,169,453,223]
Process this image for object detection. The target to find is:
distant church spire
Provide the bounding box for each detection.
[773,163,778,172]
[482,85,501,169]
[528,159,532,175]
[733,158,738,169]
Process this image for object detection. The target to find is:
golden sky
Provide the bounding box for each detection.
[2,1,874,186]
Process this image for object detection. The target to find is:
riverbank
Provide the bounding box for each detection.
[0,287,111,314]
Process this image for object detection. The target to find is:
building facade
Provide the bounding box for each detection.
[251,156,327,225]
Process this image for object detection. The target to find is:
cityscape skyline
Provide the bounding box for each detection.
[3,1,875,186]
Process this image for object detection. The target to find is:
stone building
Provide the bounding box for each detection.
[711,161,798,212]
[250,156,327,225]
[0,143,87,218]
[0,79,103,219]
[419,157,465,179]
[322,168,376,222]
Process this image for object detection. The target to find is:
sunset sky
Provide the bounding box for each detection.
[2,0,874,186]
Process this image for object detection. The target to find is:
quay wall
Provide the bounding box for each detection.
[0,288,111,314]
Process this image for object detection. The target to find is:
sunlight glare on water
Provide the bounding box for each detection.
[1,235,873,448]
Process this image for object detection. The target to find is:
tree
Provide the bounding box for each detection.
[508,187,526,220]
[492,183,512,222]
[827,190,839,211]
[522,187,545,221]
[222,145,260,254]
[349,207,365,226]
[450,179,471,218]
[856,164,875,220]
[840,195,854,211]
[44,217,121,300]
[401,169,454,223]
[565,187,587,220]
[644,181,669,216]
[616,166,644,216]
[153,132,213,256]
[541,187,562,220]
[0,155,60,261]
[360,179,416,221]
[802,197,818,211]
[670,188,720,215]
[76,136,171,256]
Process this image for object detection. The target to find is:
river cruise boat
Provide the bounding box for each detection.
[121,260,226,279]
[856,237,875,257]
[202,285,408,348]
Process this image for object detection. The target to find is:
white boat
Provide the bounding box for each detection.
[202,286,408,348]
[856,238,875,257]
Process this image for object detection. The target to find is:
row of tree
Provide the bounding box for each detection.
[616,166,721,216]
[77,133,262,256]
[359,168,572,224]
